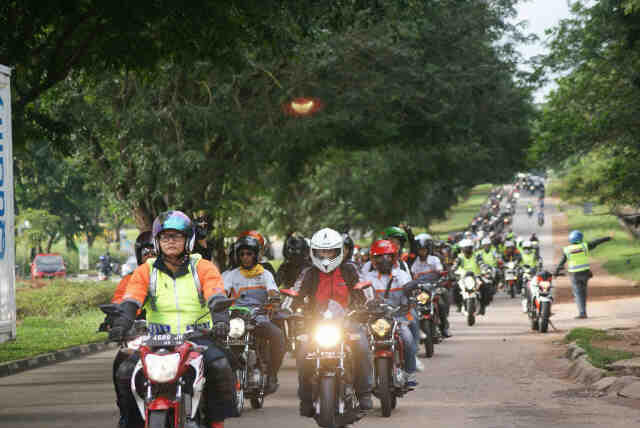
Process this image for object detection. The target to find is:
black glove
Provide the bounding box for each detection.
[109,316,133,341]
[213,321,229,339]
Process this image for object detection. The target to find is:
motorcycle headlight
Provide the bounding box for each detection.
[228,318,245,339]
[144,353,181,383]
[314,324,342,348]
[539,281,551,292]
[371,318,392,338]
[417,292,430,305]
[463,276,476,290]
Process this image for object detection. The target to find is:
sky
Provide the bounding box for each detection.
[513,0,573,102]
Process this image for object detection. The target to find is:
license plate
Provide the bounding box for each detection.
[145,334,184,347]
[505,274,515,280]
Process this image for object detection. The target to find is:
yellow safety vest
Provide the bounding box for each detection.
[458,254,481,275]
[521,251,537,268]
[480,249,498,267]
[563,243,590,273]
[143,254,210,334]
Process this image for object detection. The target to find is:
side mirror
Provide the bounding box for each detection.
[210,298,233,313]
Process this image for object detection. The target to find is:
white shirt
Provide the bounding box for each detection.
[411,255,443,280]
[360,265,412,305]
[222,268,278,306]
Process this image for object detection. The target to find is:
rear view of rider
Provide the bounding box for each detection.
[223,236,285,394]
[410,233,451,337]
[290,228,374,416]
[109,211,233,428]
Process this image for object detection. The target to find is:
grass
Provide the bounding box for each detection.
[565,327,635,369]
[429,183,494,238]
[564,204,640,281]
[0,311,107,363]
[0,279,116,363]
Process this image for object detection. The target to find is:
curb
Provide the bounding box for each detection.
[565,343,640,399]
[0,342,118,378]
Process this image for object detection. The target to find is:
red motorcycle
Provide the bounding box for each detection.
[102,299,232,428]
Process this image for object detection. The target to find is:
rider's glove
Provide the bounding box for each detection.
[109,316,133,341]
[213,321,229,339]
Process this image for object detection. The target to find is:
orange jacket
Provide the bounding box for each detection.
[122,258,225,307]
[112,274,131,304]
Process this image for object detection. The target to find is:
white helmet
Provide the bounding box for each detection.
[459,238,473,248]
[481,237,491,246]
[310,228,344,273]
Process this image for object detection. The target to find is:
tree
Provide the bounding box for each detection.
[17,208,62,253]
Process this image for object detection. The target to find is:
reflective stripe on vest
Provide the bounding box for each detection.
[144,254,210,334]
[564,243,590,273]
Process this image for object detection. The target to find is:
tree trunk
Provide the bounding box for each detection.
[45,234,57,253]
[86,231,97,248]
[132,204,154,232]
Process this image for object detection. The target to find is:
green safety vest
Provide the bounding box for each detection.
[480,249,498,267]
[563,243,590,273]
[521,251,537,268]
[458,254,481,275]
[143,254,210,334]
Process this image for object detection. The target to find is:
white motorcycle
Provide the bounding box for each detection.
[458,273,481,326]
[528,274,554,333]
[502,261,520,299]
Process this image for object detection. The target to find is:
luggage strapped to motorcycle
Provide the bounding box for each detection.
[147,257,205,311]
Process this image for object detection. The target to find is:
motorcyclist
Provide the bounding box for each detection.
[554,230,612,319]
[229,230,277,277]
[362,240,418,386]
[223,236,285,394]
[109,211,233,428]
[276,233,311,289]
[342,233,357,265]
[288,228,373,416]
[520,240,542,313]
[527,202,534,216]
[106,231,155,428]
[451,239,489,314]
[192,214,214,261]
[476,237,500,302]
[501,240,523,264]
[410,233,451,337]
[383,226,414,271]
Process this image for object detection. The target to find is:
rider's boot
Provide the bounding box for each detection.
[265,373,279,395]
[478,303,486,315]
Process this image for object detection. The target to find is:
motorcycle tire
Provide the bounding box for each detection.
[375,358,393,417]
[422,319,434,358]
[540,302,551,333]
[250,395,264,409]
[391,394,397,409]
[467,298,476,326]
[232,369,245,417]
[509,285,515,299]
[318,376,338,428]
[148,410,167,428]
[530,316,539,331]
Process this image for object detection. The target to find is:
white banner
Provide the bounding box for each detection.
[78,242,89,271]
[0,64,15,343]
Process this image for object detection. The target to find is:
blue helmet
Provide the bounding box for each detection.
[569,230,583,244]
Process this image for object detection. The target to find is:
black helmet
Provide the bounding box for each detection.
[342,233,355,260]
[235,236,260,267]
[135,231,154,265]
[283,234,309,259]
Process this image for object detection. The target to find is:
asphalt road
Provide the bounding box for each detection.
[2,192,640,427]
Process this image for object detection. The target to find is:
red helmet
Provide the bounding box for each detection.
[370,240,398,256]
[238,230,265,249]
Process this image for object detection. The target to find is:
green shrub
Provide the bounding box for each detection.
[565,327,635,369]
[16,280,116,319]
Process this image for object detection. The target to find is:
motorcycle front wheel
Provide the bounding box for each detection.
[318,376,338,428]
[148,410,167,428]
[540,302,551,333]
[466,298,476,326]
[232,369,245,416]
[375,358,393,417]
[508,283,515,298]
[421,319,434,358]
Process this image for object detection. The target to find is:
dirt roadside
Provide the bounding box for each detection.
[550,197,640,356]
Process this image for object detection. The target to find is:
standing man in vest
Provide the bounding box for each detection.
[109,211,234,428]
[554,230,612,319]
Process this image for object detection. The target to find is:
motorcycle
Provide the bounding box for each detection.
[502,261,520,298]
[97,258,113,280]
[363,298,412,417]
[226,299,280,416]
[411,277,445,358]
[528,275,554,333]
[538,213,544,226]
[527,207,534,218]
[458,273,481,326]
[280,288,364,428]
[100,299,233,428]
